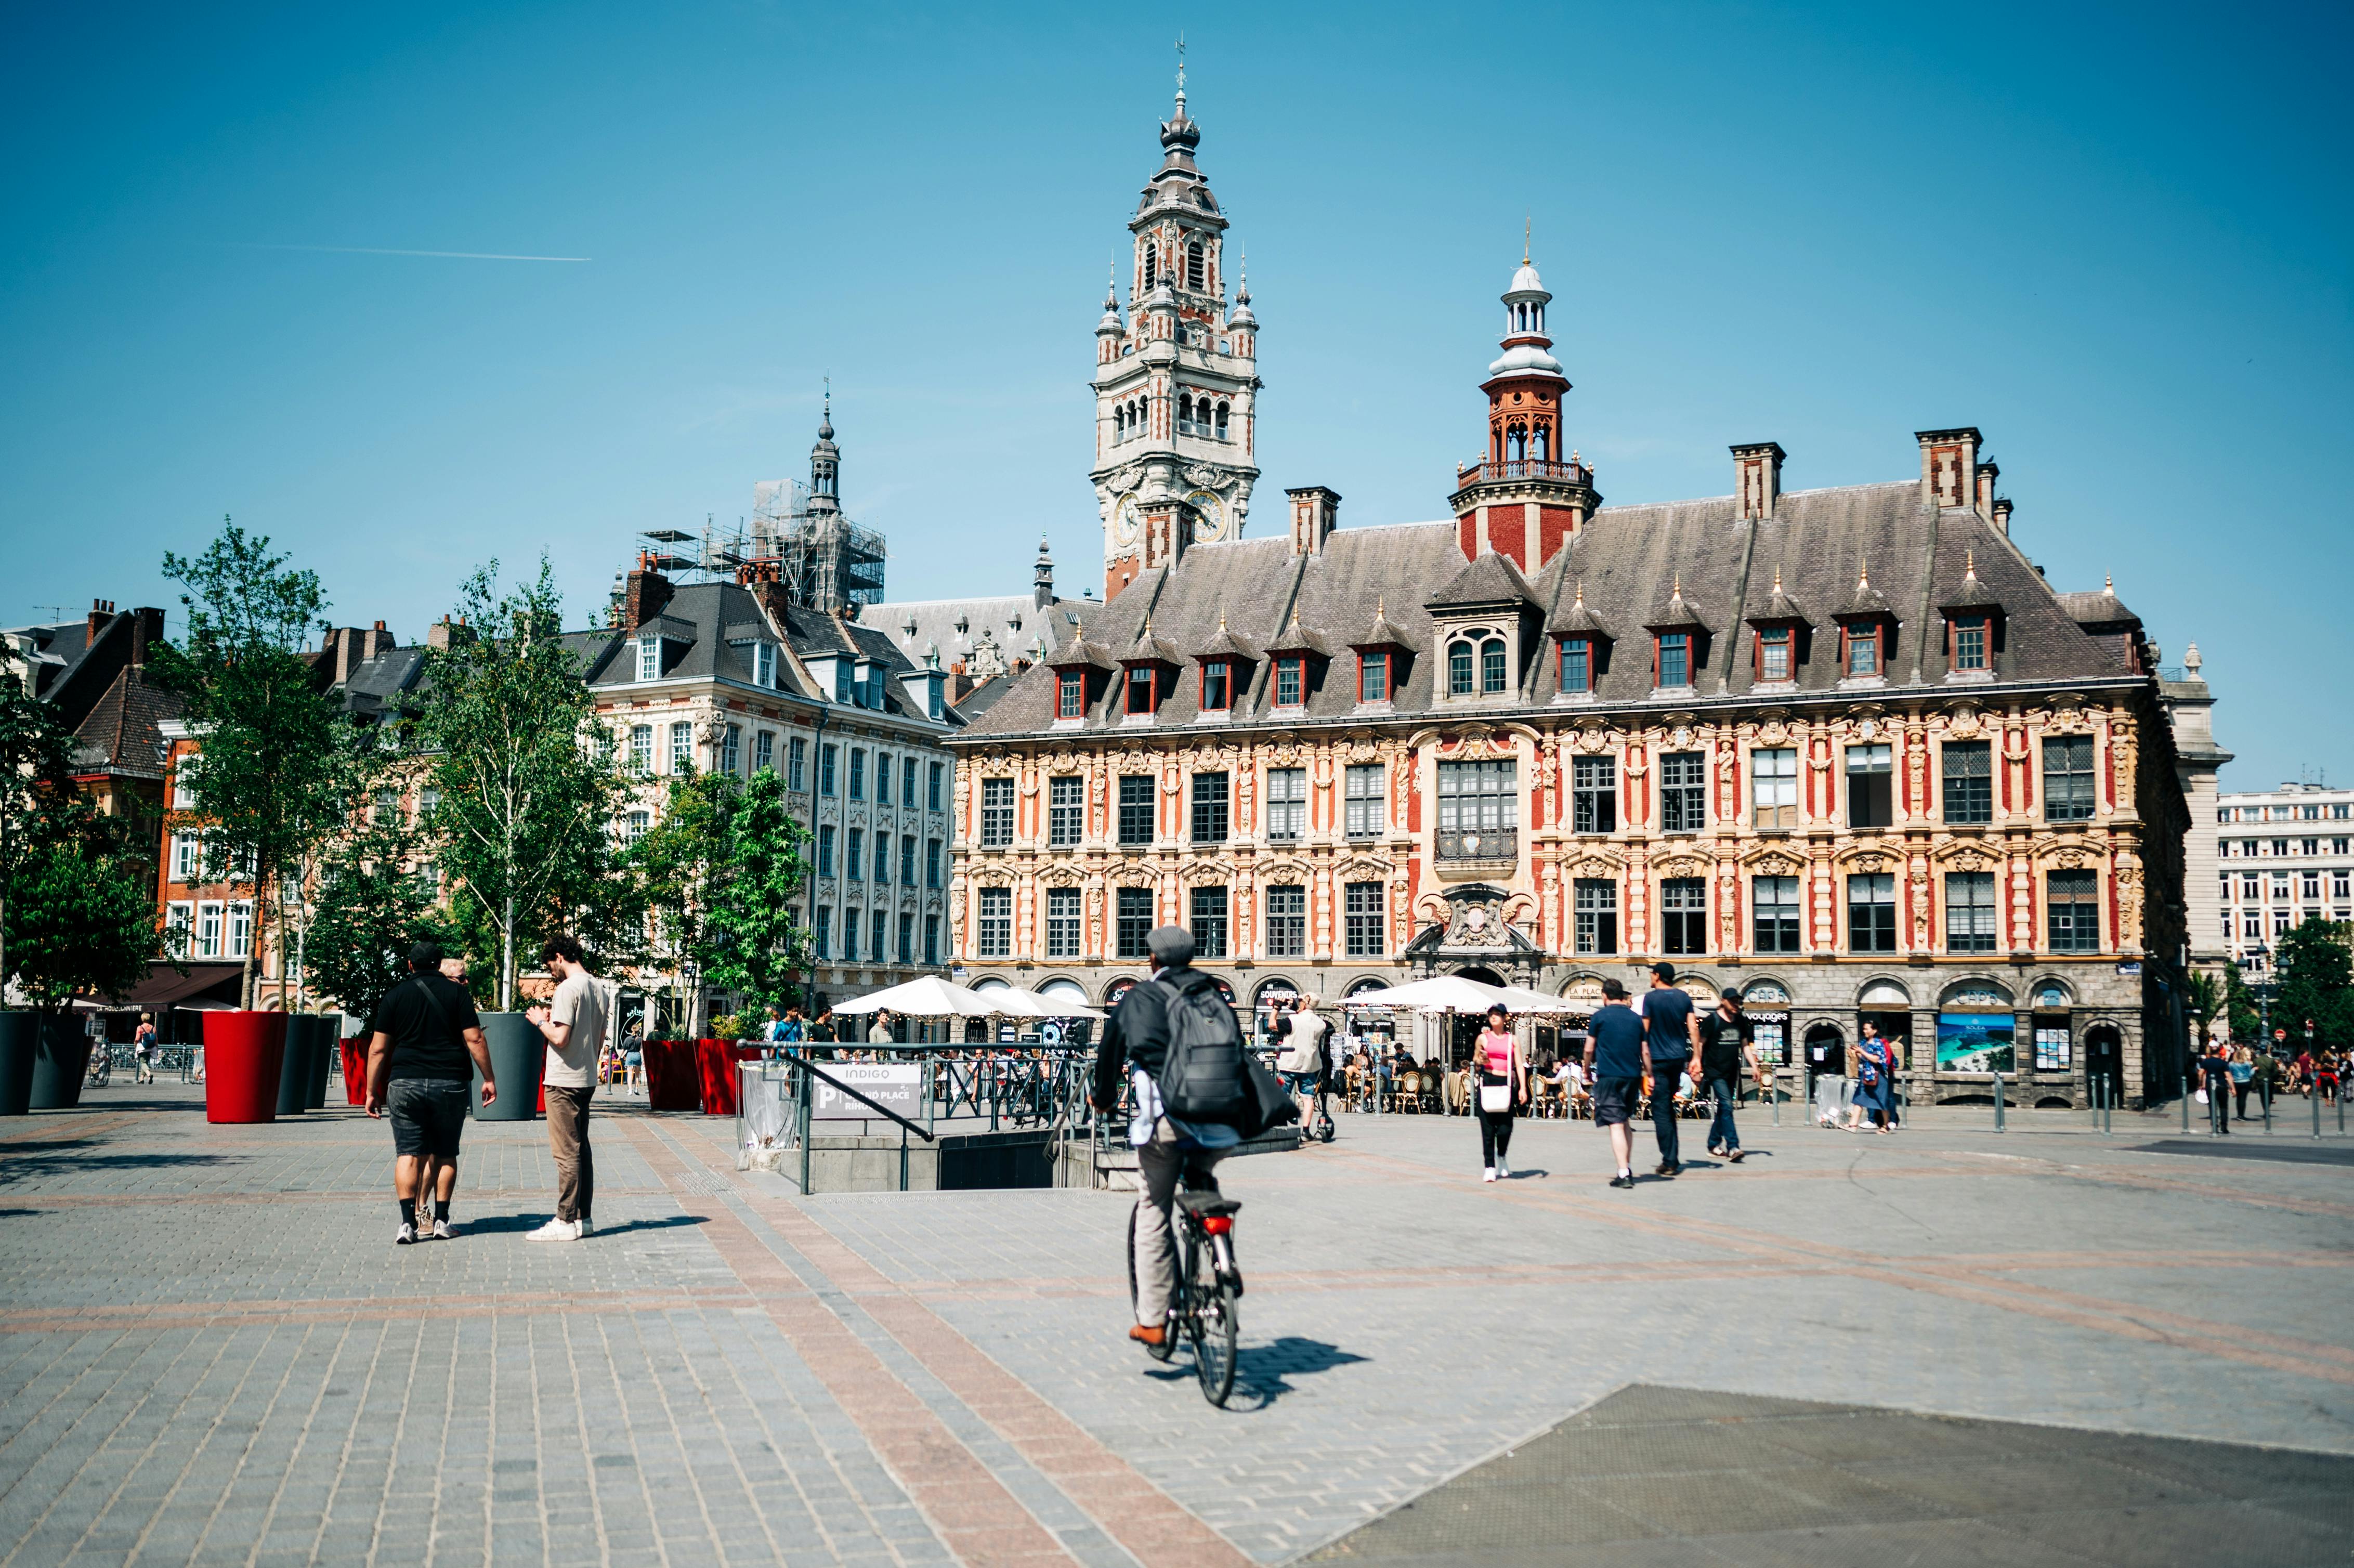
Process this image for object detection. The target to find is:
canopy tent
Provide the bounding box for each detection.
[1339,975,1514,1016]
[986,987,1107,1022]
[829,975,1005,1018]
[1495,985,1584,1017]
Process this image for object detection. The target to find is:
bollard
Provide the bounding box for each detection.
[2316,1085,2324,1141]
[1770,1072,1781,1127]
[1993,1070,2005,1133]
[2263,1078,2272,1135]
[2092,1076,2109,1137]
[2180,1077,2190,1133]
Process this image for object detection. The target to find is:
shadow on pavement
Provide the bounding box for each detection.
[0,1148,242,1186]
[461,1212,711,1237]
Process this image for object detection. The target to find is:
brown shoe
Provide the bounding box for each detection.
[1727,1149,1746,1163]
[1128,1323,1167,1348]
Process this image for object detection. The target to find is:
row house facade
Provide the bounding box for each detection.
[944,92,2191,1106]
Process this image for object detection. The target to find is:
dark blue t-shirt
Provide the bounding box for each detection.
[1588,1003,1647,1079]
[1642,985,1695,1062]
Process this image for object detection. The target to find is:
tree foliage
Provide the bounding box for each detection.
[419,559,623,1010]
[303,787,452,1027]
[2275,917,2354,1052]
[151,520,350,1008]
[4,803,158,1010]
[627,767,734,1035]
[0,682,83,997]
[703,766,812,1026]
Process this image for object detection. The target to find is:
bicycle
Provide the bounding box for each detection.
[1136,1183,1244,1406]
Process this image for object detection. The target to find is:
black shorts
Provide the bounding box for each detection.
[1592,1076,1641,1127]
[387,1078,470,1159]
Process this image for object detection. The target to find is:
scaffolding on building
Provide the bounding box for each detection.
[750,478,887,615]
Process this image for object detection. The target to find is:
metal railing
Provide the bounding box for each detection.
[1436,827,1518,863]
[1455,459,1592,487]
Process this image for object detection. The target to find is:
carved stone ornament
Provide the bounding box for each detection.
[1947,703,1982,738]
[1653,853,1709,878]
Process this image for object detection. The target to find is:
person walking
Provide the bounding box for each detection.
[1471,1004,1526,1181]
[2230,1046,2258,1121]
[524,935,608,1242]
[1277,994,1330,1139]
[2197,1041,2235,1133]
[618,1022,644,1094]
[365,942,493,1245]
[1583,979,1646,1188]
[1698,989,1763,1163]
[867,1010,896,1050]
[1638,963,1702,1175]
[132,1013,157,1084]
[1850,1023,1897,1133]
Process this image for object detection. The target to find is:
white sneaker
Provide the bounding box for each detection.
[430,1219,454,1241]
[525,1218,581,1242]
[1482,1168,1497,1183]
[1496,1158,1510,1178]
[396,1222,419,1246]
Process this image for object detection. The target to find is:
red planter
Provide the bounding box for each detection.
[696,1039,765,1116]
[341,1037,369,1105]
[642,1039,700,1111]
[203,1011,287,1125]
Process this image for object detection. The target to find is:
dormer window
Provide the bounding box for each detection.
[1358,650,1390,704]
[1448,641,1473,695]
[1482,638,1507,693]
[1843,625,1881,678]
[636,634,661,682]
[1952,616,1988,671]
[1200,659,1231,712]
[1656,632,1691,688]
[1274,656,1303,708]
[1559,637,1592,694]
[1124,666,1158,715]
[1057,670,1085,719]
[1758,626,1793,682]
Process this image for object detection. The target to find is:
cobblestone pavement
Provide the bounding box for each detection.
[2,1084,2349,1566]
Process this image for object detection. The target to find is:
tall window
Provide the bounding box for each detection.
[2048,869,2099,952]
[789,735,807,790]
[197,901,224,958]
[630,724,653,775]
[1946,872,1998,952]
[720,725,741,776]
[1274,657,1303,708]
[813,907,831,959]
[1185,239,1205,290]
[1482,638,1507,693]
[817,826,835,878]
[980,778,1014,847]
[923,914,939,965]
[1758,626,1793,683]
[871,910,887,965]
[670,722,694,773]
[2044,736,2097,822]
[1125,667,1157,715]
[170,832,199,883]
[874,754,892,804]
[1119,775,1155,845]
[900,834,916,884]
[1660,752,1707,832]
[1572,755,1617,834]
[927,762,943,811]
[1345,764,1384,838]
[1848,873,1896,953]
[1358,650,1390,703]
[1574,879,1618,955]
[1560,637,1591,693]
[1116,887,1154,959]
[1200,660,1231,711]
[1660,877,1707,955]
[977,888,1011,957]
[1437,760,1515,832]
[1753,876,1801,953]
[898,912,914,965]
[754,730,775,773]
[227,900,254,959]
[1049,775,1083,845]
[1191,772,1229,843]
[872,832,890,883]
[840,911,857,961]
[1847,743,1892,828]
[925,839,941,887]
[1265,884,1305,957]
[637,635,661,681]
[1266,768,1306,840]
[164,901,192,955]
[1189,885,1229,959]
[1345,882,1384,957]
[1952,616,1988,671]
[820,744,839,796]
[1057,671,1085,718]
[846,828,863,881]
[848,749,866,800]
[1656,632,1690,688]
[1844,624,1881,678]
[1753,748,1797,828]
[1943,741,1992,825]
[1448,641,1474,695]
[904,757,919,805]
[1047,887,1082,958]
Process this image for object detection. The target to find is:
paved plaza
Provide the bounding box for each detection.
[3,1084,2351,1566]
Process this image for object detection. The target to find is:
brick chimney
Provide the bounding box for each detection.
[1991,496,2013,536]
[86,599,116,642]
[623,553,674,630]
[129,607,163,667]
[425,616,475,652]
[1731,442,1785,521]
[1915,427,1981,509]
[1287,487,1341,556]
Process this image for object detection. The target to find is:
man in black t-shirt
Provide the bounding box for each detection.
[1639,963,1702,1176]
[1697,989,1764,1164]
[1583,979,1648,1189]
[366,942,493,1245]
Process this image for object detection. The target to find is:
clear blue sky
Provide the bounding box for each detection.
[4,2,2346,789]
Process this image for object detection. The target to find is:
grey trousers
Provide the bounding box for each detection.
[1129,1120,1225,1327]
[545,1085,595,1222]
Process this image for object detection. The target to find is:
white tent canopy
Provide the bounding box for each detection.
[1495,985,1584,1017]
[1339,975,1514,1016]
[986,987,1107,1022]
[830,975,1004,1018]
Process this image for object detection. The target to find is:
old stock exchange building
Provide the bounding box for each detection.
[942,89,2190,1109]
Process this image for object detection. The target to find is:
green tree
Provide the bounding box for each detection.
[2275,917,2354,1052]
[151,520,351,1009]
[4,803,158,1009]
[627,767,734,1035]
[303,793,451,1026]
[2183,969,2221,1041]
[0,683,82,996]
[703,766,812,1026]
[2225,963,2263,1044]
[420,559,622,1010]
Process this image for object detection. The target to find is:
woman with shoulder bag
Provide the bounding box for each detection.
[1473,1004,1527,1182]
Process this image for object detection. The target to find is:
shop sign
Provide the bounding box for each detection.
[1560,977,1608,1012]
[1749,1010,1790,1064]
[2033,1026,2071,1071]
[1743,979,1790,1004]
[812,1063,924,1119]
[1936,1012,2017,1075]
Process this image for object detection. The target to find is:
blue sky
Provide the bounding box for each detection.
[4,2,2347,789]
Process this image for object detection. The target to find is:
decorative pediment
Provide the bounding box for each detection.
[1037,863,1089,887]
[1931,840,1997,872]
[1178,860,1232,887]
[1740,844,1808,877]
[1567,850,1626,880]
[1653,852,1711,878]
[1837,846,1893,874]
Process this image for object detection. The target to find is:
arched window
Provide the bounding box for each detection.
[1482,638,1507,692]
[1178,394,1194,433]
[1531,425,1550,463]
[1186,240,1205,290]
[1143,247,1157,291]
[1448,640,1474,695]
[1113,404,1126,440]
[1213,402,1230,440]
[1507,425,1526,462]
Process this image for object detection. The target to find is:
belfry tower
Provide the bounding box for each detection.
[1090,61,1261,600]
[1448,247,1599,571]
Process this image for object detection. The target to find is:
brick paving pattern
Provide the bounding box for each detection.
[2,1084,2350,1565]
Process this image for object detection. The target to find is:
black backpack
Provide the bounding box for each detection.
[1154,974,1250,1127]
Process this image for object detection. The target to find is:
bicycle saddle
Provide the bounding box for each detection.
[1176,1192,1241,1219]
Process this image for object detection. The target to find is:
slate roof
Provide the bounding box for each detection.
[866,595,1081,676]
[71,667,177,779]
[1427,550,1536,611]
[954,479,2150,740]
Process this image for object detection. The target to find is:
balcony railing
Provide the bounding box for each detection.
[1437,827,1518,863]
[1455,458,1592,488]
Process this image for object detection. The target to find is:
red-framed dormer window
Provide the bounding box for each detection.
[1056,670,1086,719]
[1756,626,1794,682]
[1200,659,1231,712]
[1948,616,1989,671]
[1842,624,1884,678]
[1358,650,1391,703]
[1559,637,1592,693]
[1124,666,1158,715]
[1274,656,1304,708]
[1654,632,1691,688]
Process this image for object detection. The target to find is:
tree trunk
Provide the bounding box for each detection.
[240,855,260,1010]
[501,894,515,1012]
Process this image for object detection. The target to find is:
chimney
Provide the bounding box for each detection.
[1915,427,1981,509]
[1991,496,2013,536]
[1974,461,1998,519]
[130,607,163,668]
[623,553,674,630]
[425,616,475,652]
[1033,535,1055,609]
[1731,442,1785,521]
[87,599,116,642]
[1286,486,1342,556]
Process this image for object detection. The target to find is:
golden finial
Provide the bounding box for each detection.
[1772,564,1783,594]
[2104,573,2115,594]
[1857,555,1871,590]
[1964,549,1977,582]
[1672,571,1683,598]
[1523,217,1531,266]
[1218,609,1228,632]
[1573,578,1585,608]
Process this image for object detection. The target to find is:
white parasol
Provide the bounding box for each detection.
[830,975,1008,1018]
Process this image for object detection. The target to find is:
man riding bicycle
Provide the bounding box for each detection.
[1090,926,1240,1349]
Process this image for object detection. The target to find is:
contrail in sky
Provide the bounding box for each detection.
[230,243,591,262]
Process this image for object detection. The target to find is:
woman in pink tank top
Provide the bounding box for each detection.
[1473,1003,1526,1182]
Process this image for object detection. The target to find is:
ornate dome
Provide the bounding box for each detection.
[1508,260,1546,296]
[1487,342,1565,380]
[1159,90,1200,152]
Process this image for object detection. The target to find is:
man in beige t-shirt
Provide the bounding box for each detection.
[524,934,607,1241]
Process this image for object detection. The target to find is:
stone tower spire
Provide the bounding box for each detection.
[1447,247,1598,572]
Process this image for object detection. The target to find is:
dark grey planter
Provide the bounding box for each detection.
[274,1016,314,1116]
[305,1018,334,1108]
[28,1016,89,1110]
[473,1013,542,1121]
[0,1013,37,1116]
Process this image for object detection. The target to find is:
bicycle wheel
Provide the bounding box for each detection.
[1185,1232,1238,1406]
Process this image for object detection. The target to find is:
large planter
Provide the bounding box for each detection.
[473,1013,542,1121]
[203,1011,286,1124]
[696,1039,738,1116]
[274,1016,313,1117]
[340,1035,370,1106]
[643,1039,700,1111]
[304,1018,335,1108]
[0,1013,38,1116]
[28,1016,90,1110]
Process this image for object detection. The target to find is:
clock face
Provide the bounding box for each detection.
[1113,495,1142,546]
[1188,490,1225,541]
